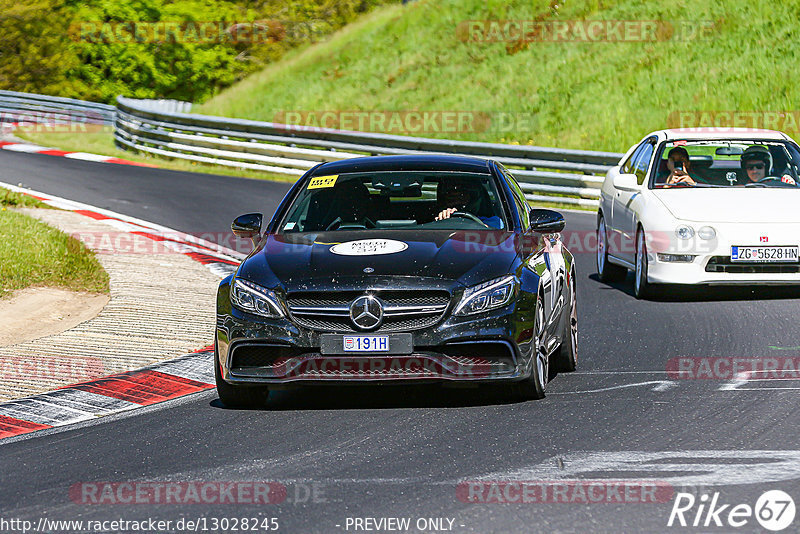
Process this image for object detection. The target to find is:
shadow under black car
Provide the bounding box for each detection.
[209,381,556,411]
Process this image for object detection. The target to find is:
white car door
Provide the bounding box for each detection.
[612,139,655,264]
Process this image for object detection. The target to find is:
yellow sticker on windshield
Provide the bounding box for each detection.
[308,175,338,189]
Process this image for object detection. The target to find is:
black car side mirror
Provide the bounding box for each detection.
[231,213,263,241]
[529,209,565,233]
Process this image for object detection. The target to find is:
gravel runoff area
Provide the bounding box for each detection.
[0,208,220,401]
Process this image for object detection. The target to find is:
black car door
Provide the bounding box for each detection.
[503,169,564,349]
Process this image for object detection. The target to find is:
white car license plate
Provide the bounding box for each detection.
[731,246,799,263]
[343,335,389,352]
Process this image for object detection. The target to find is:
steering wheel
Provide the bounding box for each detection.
[448,211,489,227]
[325,216,376,231]
[746,177,785,188]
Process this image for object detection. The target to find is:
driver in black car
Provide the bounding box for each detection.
[434,177,503,229]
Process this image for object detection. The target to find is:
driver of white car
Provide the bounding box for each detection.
[740,145,771,183]
[740,145,797,186]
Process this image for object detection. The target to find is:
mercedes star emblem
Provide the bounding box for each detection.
[350,295,383,330]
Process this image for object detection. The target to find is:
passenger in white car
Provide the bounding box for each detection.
[665,146,697,185]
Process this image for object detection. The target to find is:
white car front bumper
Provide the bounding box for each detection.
[644,223,800,285]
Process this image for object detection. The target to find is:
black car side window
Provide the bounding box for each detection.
[501,168,530,230]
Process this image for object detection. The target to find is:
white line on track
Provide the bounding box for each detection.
[549,380,677,394]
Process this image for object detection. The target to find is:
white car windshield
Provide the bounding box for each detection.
[651,140,800,188]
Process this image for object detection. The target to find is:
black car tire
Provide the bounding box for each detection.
[512,294,547,400]
[214,350,270,408]
[551,272,577,376]
[597,215,627,282]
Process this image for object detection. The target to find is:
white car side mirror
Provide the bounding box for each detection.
[613,173,639,192]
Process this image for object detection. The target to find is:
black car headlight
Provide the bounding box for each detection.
[230,278,286,318]
[454,275,517,316]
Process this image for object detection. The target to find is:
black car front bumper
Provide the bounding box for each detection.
[216,296,536,386]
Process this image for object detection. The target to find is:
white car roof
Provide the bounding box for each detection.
[658,128,790,141]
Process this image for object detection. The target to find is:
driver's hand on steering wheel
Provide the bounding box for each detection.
[435,207,458,221]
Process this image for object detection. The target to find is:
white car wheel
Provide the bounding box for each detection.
[634,229,655,299]
[597,216,627,282]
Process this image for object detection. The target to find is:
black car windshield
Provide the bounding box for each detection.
[651,139,800,189]
[279,171,508,233]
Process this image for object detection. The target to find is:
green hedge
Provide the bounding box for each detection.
[0,0,396,103]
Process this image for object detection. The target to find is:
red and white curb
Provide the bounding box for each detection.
[0,139,157,167]
[0,182,247,441]
[0,181,245,278]
[0,348,216,440]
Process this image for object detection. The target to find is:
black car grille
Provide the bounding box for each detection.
[228,341,518,380]
[705,256,800,274]
[287,290,450,333]
[437,341,516,366]
[230,344,306,368]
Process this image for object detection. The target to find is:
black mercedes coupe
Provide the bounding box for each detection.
[215,155,577,406]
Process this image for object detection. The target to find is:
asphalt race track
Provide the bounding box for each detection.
[3,150,800,533]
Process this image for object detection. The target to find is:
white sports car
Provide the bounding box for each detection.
[597,128,800,298]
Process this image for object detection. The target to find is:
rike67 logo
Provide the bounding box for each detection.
[668,490,796,531]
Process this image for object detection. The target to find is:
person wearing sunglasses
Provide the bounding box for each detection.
[737,145,797,186]
[739,145,772,183]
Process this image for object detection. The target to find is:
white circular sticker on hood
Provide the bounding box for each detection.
[329,239,408,256]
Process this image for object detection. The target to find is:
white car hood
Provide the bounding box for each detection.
[651,188,800,223]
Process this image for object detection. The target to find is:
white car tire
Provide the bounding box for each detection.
[597,215,627,282]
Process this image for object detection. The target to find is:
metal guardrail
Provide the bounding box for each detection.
[0,90,625,207]
[116,97,623,207]
[0,90,116,125]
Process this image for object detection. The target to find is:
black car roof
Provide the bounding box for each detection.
[309,154,494,176]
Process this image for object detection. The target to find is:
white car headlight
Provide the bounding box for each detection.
[697,226,716,240]
[230,278,286,318]
[675,225,695,240]
[454,275,517,316]
[657,253,696,263]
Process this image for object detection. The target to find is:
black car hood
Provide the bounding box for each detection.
[237,230,521,291]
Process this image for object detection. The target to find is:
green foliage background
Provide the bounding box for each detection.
[0,0,395,103]
[198,0,800,151]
